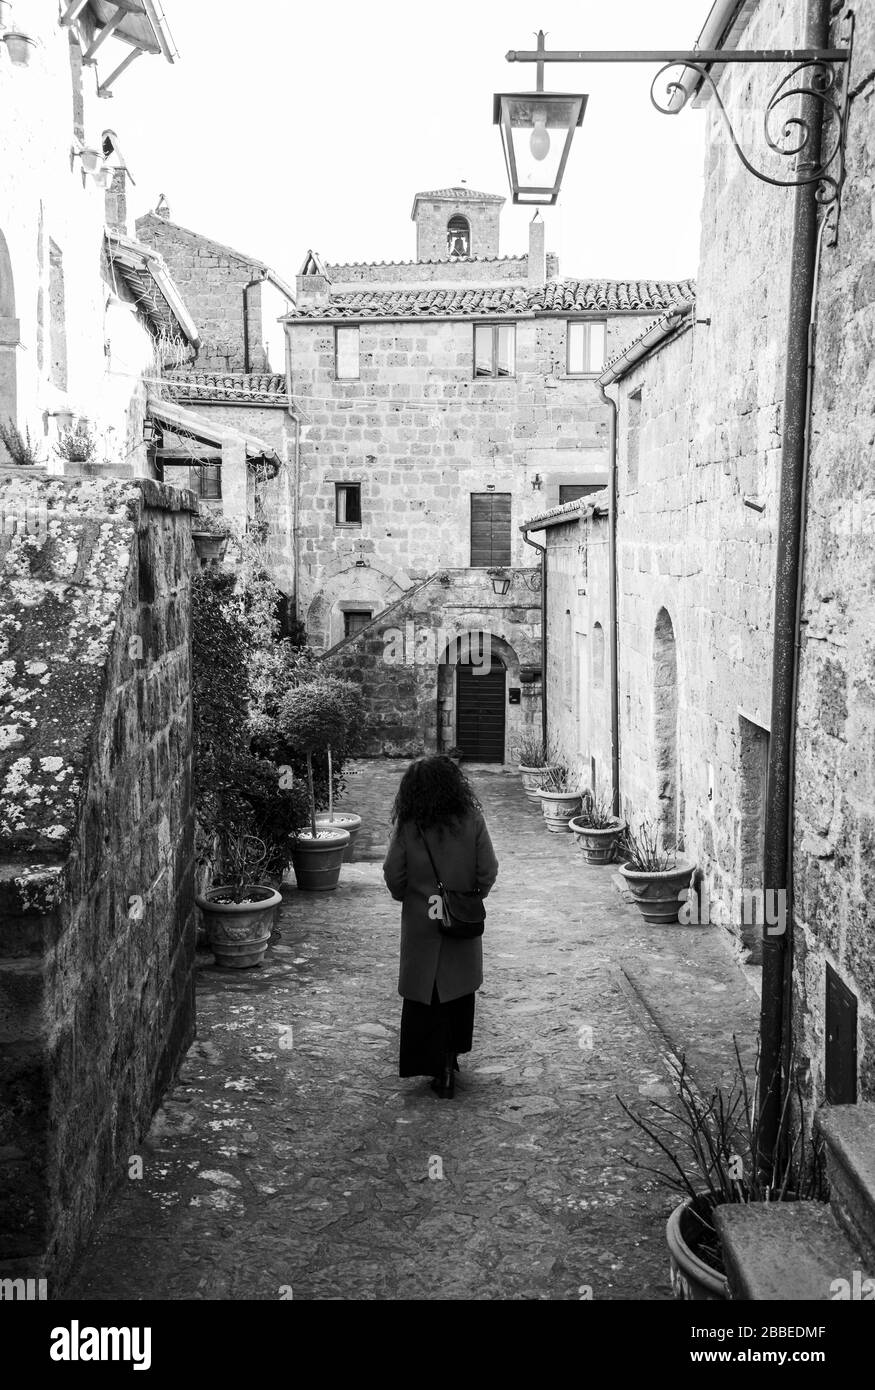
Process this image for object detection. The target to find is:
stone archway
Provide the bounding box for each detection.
[438,630,522,763]
[653,607,680,850]
[0,228,18,459]
[307,563,409,651]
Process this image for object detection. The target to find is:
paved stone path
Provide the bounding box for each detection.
[67,763,759,1301]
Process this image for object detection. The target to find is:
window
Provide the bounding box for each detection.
[447,216,470,258]
[567,320,606,375]
[592,622,605,689]
[627,388,643,490]
[335,326,360,380]
[344,610,373,639]
[474,323,515,378]
[335,482,362,524]
[199,462,221,500]
[559,484,604,504]
[470,492,511,566]
[49,240,67,391]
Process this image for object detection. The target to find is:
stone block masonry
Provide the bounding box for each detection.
[0,472,198,1286]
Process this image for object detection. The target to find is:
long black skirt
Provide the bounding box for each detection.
[399,985,476,1078]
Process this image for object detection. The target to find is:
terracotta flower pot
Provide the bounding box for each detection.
[666,1197,730,1301]
[538,789,583,832]
[618,858,696,924]
[192,531,229,566]
[519,763,559,802]
[195,885,281,968]
[290,827,351,891]
[4,32,36,66]
[569,816,626,865]
[314,812,362,862]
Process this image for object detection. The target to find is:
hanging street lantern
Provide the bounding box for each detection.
[493,31,587,206]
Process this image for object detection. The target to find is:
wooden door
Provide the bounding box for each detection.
[456,664,506,762]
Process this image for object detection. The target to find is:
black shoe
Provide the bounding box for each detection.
[430,1063,455,1099]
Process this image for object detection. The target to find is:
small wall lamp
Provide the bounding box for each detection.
[488,569,512,596]
[531,472,543,491]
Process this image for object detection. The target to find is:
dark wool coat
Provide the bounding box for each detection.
[382,811,499,1005]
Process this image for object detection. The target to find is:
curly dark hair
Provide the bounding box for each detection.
[391,756,481,831]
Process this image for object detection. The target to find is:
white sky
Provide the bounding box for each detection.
[108,1,713,283]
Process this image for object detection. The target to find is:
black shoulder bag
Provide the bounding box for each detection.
[416,824,486,940]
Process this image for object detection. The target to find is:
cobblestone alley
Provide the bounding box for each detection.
[67,763,759,1301]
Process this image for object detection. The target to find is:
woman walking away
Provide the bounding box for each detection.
[383,756,499,1098]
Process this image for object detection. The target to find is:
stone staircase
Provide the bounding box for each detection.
[715,1103,875,1300]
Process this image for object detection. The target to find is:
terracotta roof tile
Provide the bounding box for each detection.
[288,279,696,322]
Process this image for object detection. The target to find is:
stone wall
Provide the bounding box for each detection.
[288,310,657,652]
[325,255,560,289]
[0,472,197,1286]
[543,508,612,799]
[323,568,541,758]
[136,213,292,374]
[792,5,875,1100]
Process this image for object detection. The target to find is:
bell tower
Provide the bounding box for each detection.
[411,185,505,261]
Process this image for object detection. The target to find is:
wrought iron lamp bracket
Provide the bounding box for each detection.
[506,11,855,214]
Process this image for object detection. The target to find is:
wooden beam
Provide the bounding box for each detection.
[60,0,91,26]
[97,44,143,95]
[83,7,125,61]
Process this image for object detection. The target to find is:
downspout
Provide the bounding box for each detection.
[521,525,548,750]
[759,0,828,1168]
[598,380,621,818]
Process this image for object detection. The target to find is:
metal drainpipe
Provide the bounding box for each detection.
[759,0,828,1168]
[521,526,548,749]
[598,380,621,818]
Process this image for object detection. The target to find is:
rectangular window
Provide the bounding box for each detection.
[344,610,373,639]
[559,484,604,504]
[474,323,516,378]
[470,492,512,566]
[627,388,643,490]
[567,320,606,375]
[49,240,68,391]
[335,326,360,380]
[198,462,222,499]
[335,482,362,524]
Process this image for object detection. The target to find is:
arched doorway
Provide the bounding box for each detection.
[439,632,513,763]
[653,607,679,849]
[0,228,17,454]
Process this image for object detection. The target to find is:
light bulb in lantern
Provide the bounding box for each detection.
[530,110,550,162]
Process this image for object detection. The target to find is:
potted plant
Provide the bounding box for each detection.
[618,817,696,923]
[445,745,463,766]
[191,569,310,958]
[513,733,560,802]
[537,764,582,832]
[0,418,43,468]
[313,682,366,862]
[191,507,231,566]
[54,421,98,475]
[569,791,627,864]
[4,31,36,67]
[618,1042,825,1301]
[278,676,357,891]
[195,823,281,968]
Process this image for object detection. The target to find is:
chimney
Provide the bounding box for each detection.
[528,213,546,288]
[104,168,129,236]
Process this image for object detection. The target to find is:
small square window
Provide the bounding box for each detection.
[199,462,222,499]
[474,323,516,378]
[335,326,360,380]
[335,482,362,524]
[344,610,373,638]
[567,320,606,375]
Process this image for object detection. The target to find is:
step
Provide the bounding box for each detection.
[715,1201,874,1300]
[816,1103,875,1268]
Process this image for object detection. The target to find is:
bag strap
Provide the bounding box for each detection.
[415,823,444,891]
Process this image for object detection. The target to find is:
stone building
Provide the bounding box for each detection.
[284,185,694,759]
[0,1,197,475]
[536,0,875,1112]
[134,204,299,594]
